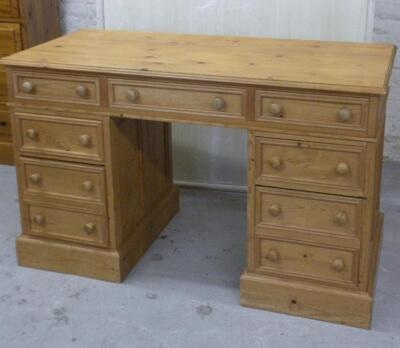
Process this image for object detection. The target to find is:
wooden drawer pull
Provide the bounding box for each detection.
[76,85,88,98]
[213,97,226,111]
[268,204,282,217]
[26,129,39,140]
[33,214,45,225]
[22,81,35,94]
[266,249,280,262]
[84,222,96,235]
[29,173,42,185]
[269,156,283,170]
[81,180,94,192]
[79,134,92,147]
[338,108,352,122]
[332,258,345,272]
[336,162,350,176]
[269,103,283,117]
[334,211,348,226]
[127,89,140,103]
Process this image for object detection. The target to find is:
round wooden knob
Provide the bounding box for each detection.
[269,156,283,170]
[336,162,350,176]
[338,108,352,122]
[269,103,283,117]
[26,128,38,140]
[332,258,345,272]
[22,81,34,94]
[79,134,91,147]
[33,214,45,225]
[29,173,42,185]
[268,204,282,217]
[127,89,140,103]
[213,97,226,111]
[266,249,280,262]
[84,222,96,235]
[334,211,348,226]
[76,85,88,98]
[82,180,94,192]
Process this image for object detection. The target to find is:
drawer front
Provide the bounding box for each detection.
[16,114,104,162]
[13,72,100,105]
[254,137,367,196]
[25,203,109,247]
[255,90,369,135]
[0,23,22,101]
[109,79,246,119]
[255,187,363,238]
[0,0,19,17]
[0,106,11,138]
[20,158,106,204]
[257,237,357,287]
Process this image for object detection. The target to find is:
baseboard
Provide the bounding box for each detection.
[240,272,372,329]
[16,235,121,282]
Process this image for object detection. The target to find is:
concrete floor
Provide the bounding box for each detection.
[0,163,399,348]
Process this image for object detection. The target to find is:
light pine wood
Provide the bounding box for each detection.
[14,72,100,105]
[240,272,373,329]
[109,79,246,120]
[1,30,396,95]
[255,90,370,137]
[0,0,59,164]
[255,187,364,238]
[19,157,107,204]
[254,135,368,197]
[15,113,105,163]
[23,201,109,247]
[1,30,396,328]
[257,237,357,287]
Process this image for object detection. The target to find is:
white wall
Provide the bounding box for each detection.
[101,0,373,189]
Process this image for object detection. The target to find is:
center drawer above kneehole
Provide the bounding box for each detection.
[255,90,370,137]
[13,72,100,105]
[254,136,369,197]
[108,79,247,119]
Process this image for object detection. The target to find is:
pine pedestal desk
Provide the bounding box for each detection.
[1,30,396,328]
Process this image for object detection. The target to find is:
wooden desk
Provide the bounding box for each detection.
[1,30,396,328]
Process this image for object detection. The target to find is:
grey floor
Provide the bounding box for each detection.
[0,163,399,348]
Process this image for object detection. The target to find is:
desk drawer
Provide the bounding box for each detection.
[13,72,100,106]
[254,136,367,196]
[255,187,363,238]
[109,79,246,119]
[0,0,19,17]
[20,158,106,204]
[257,237,357,287]
[16,114,104,163]
[24,202,109,247]
[255,90,369,136]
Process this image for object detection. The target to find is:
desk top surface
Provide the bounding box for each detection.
[1,29,396,95]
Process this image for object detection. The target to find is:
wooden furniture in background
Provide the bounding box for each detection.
[1,30,396,328]
[0,0,59,164]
